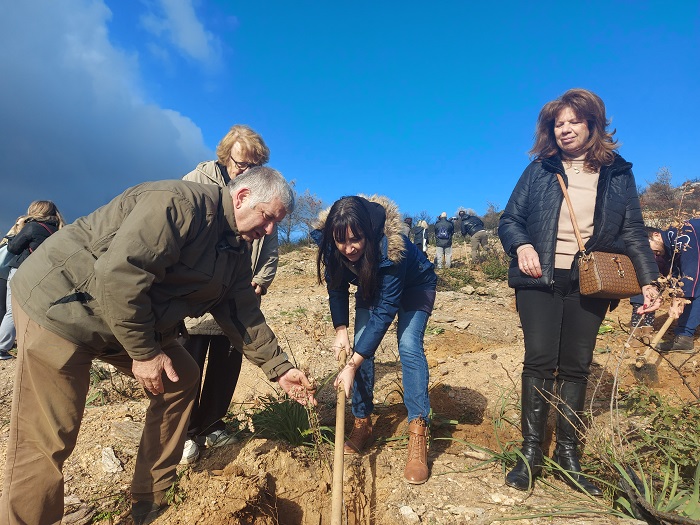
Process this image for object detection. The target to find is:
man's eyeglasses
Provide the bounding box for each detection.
[230,155,259,170]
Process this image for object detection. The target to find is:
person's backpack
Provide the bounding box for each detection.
[436,225,451,240]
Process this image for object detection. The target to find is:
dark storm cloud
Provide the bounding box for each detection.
[0,0,212,228]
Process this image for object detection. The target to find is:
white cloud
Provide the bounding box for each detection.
[141,0,221,67]
[0,0,213,226]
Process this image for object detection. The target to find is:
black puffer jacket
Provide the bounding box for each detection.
[7,219,58,268]
[460,215,485,236]
[498,153,658,290]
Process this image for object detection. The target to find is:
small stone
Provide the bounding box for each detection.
[439,366,449,376]
[101,447,123,473]
[62,504,95,525]
[399,505,420,523]
[460,285,476,295]
[490,493,506,503]
[110,420,144,448]
[64,494,82,506]
[454,320,471,330]
[463,450,491,461]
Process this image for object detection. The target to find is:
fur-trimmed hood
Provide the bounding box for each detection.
[313,194,406,264]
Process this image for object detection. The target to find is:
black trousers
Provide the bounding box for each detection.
[516,269,610,383]
[185,334,243,438]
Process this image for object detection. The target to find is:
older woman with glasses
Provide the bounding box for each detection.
[179,124,280,464]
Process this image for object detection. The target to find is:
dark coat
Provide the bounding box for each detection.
[460,215,485,236]
[498,153,658,290]
[434,218,454,248]
[6,220,58,268]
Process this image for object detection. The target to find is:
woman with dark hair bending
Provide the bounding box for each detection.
[314,195,437,484]
[498,88,661,495]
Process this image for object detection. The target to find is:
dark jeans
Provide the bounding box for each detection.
[516,269,610,383]
[185,334,242,438]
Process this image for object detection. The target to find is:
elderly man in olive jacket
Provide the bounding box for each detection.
[0,167,316,525]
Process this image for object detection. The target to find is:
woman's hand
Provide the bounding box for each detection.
[331,326,351,360]
[636,284,662,314]
[517,245,542,278]
[334,354,364,398]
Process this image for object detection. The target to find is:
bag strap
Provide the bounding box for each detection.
[555,173,586,253]
[38,222,56,235]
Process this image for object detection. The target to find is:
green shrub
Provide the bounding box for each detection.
[436,267,476,292]
[474,246,509,280]
[250,395,312,447]
[622,385,700,479]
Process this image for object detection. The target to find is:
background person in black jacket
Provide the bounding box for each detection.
[498,88,662,496]
[0,200,65,359]
[458,209,489,259]
[433,212,454,269]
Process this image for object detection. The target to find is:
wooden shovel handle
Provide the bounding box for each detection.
[635,316,674,369]
[331,349,347,525]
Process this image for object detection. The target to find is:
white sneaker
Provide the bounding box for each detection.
[204,429,238,448]
[179,439,200,465]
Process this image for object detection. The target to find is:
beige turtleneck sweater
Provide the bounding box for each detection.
[555,161,600,269]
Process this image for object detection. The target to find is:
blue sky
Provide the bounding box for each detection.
[1,0,698,229]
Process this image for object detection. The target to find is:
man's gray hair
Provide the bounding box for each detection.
[227,166,295,213]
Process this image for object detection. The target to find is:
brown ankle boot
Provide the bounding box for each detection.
[344,417,373,454]
[404,418,429,484]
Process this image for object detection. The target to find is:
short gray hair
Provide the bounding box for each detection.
[227,166,295,213]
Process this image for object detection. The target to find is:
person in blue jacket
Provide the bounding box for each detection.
[313,195,437,484]
[499,89,661,496]
[649,222,700,353]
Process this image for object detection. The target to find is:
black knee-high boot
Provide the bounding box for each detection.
[505,376,554,491]
[553,380,603,497]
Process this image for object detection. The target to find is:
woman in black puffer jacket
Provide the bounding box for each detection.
[498,89,661,496]
[0,200,65,359]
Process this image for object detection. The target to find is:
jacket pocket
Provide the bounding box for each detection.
[45,295,114,350]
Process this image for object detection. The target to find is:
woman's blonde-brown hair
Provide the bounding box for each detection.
[530,88,619,171]
[22,200,66,229]
[215,124,270,166]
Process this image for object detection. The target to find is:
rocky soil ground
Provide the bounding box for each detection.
[0,244,697,525]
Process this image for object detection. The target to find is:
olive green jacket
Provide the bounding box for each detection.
[11,180,291,380]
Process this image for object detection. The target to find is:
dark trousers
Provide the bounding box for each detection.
[516,269,610,383]
[185,334,243,438]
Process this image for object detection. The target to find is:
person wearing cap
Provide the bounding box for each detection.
[434,212,454,269]
[458,209,489,259]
